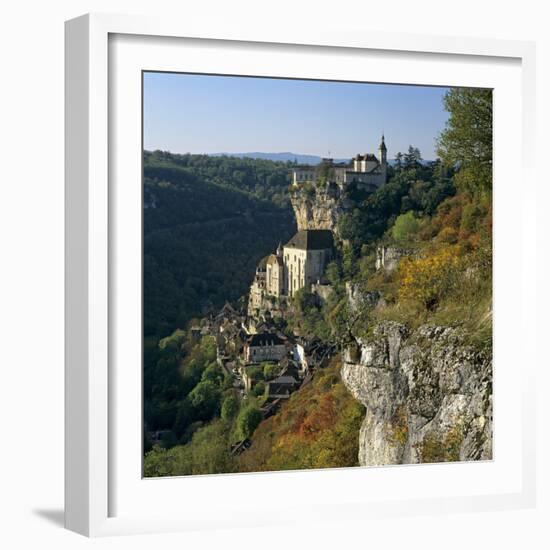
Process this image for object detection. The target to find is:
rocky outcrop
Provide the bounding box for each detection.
[346,282,381,314]
[341,322,492,466]
[375,246,413,272]
[290,182,354,233]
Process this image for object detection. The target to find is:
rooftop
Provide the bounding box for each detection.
[271,375,298,385]
[284,229,334,251]
[247,333,285,347]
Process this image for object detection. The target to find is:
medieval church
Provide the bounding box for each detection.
[248,229,334,313]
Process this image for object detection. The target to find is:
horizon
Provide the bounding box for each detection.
[144,72,450,160]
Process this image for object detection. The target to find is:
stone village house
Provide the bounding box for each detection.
[243,332,287,363]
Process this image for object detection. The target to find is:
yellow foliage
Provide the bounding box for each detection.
[398,245,462,310]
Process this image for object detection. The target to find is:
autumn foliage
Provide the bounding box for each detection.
[237,360,364,472]
[398,245,462,310]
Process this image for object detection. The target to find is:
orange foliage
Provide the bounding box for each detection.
[298,394,337,440]
[236,360,365,472]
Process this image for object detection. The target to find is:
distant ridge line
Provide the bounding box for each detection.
[209,152,350,165]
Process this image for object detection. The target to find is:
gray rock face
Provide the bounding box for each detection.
[346,282,380,314]
[341,322,492,466]
[290,183,351,233]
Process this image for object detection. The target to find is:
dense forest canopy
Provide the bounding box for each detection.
[143,151,296,337]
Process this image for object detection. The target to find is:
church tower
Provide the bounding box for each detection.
[379,134,387,183]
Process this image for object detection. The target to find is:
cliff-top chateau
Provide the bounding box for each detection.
[291,135,388,189]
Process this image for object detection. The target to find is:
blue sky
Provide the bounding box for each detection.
[143,72,450,160]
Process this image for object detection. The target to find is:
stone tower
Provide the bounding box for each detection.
[379,134,387,183]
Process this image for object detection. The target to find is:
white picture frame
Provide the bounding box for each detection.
[65,13,537,537]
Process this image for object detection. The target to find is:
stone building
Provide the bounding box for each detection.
[265,243,284,297]
[291,135,388,189]
[248,257,268,312]
[248,229,334,311]
[283,229,333,297]
[244,332,287,363]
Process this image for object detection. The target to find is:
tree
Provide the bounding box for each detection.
[403,146,422,170]
[392,211,420,244]
[221,395,239,421]
[188,380,221,420]
[252,381,266,397]
[235,404,262,440]
[437,88,493,196]
[394,152,403,169]
[262,362,281,380]
[201,362,224,384]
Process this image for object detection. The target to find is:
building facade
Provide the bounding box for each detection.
[248,230,334,311]
[244,333,287,363]
[248,257,268,312]
[282,230,333,297]
[265,243,285,297]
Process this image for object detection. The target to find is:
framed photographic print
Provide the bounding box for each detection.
[65,13,537,536]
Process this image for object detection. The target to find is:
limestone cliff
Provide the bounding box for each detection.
[290,182,355,233]
[341,320,492,466]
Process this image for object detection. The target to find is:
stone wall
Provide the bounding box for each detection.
[375,246,413,272]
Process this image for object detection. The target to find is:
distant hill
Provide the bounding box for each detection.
[210,152,351,165]
[210,152,433,166]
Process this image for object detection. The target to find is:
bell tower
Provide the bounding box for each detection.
[379,134,387,183]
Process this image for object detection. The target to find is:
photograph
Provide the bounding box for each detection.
[142,73,493,477]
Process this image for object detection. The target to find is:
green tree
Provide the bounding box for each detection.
[403,146,422,170]
[188,380,221,420]
[437,88,493,196]
[221,395,239,421]
[252,381,266,397]
[235,404,262,440]
[392,211,420,244]
[262,362,281,380]
[201,362,224,384]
